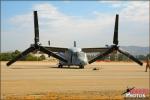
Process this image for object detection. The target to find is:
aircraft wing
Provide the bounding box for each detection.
[82,47,109,53]
[44,46,68,52]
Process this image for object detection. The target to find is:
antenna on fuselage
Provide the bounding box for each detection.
[74,41,76,47]
[48,40,50,47]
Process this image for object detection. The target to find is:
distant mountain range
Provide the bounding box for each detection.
[120,46,149,56]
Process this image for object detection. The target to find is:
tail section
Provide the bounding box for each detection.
[74,41,76,47]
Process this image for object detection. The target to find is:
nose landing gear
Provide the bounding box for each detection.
[79,65,84,69]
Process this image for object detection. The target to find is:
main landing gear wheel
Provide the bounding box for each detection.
[79,65,84,69]
[58,64,63,68]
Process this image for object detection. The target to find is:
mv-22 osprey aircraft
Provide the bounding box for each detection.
[7,11,143,68]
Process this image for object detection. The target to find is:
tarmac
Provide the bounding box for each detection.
[1,61,149,99]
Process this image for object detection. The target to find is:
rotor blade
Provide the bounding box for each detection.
[7,47,35,66]
[118,49,143,66]
[34,11,39,44]
[38,46,67,63]
[88,46,115,64]
[113,14,119,45]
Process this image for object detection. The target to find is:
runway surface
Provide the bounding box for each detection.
[1,61,149,99]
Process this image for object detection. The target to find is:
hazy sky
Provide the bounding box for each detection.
[1,1,149,52]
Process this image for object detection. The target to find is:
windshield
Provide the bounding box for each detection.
[77,52,85,58]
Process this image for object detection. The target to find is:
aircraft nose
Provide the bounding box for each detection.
[80,59,88,65]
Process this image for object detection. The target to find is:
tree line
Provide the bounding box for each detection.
[0,50,149,61]
[0,50,45,61]
[87,52,150,61]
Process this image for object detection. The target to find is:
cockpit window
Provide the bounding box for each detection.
[77,52,85,58]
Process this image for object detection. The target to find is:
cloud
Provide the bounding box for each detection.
[9,3,114,48]
[120,1,149,22]
[2,2,149,52]
[99,1,127,8]
[99,1,149,21]
[96,1,149,45]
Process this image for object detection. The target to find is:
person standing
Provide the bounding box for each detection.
[145,57,150,72]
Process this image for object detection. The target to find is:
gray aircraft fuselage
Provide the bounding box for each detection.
[58,47,88,68]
